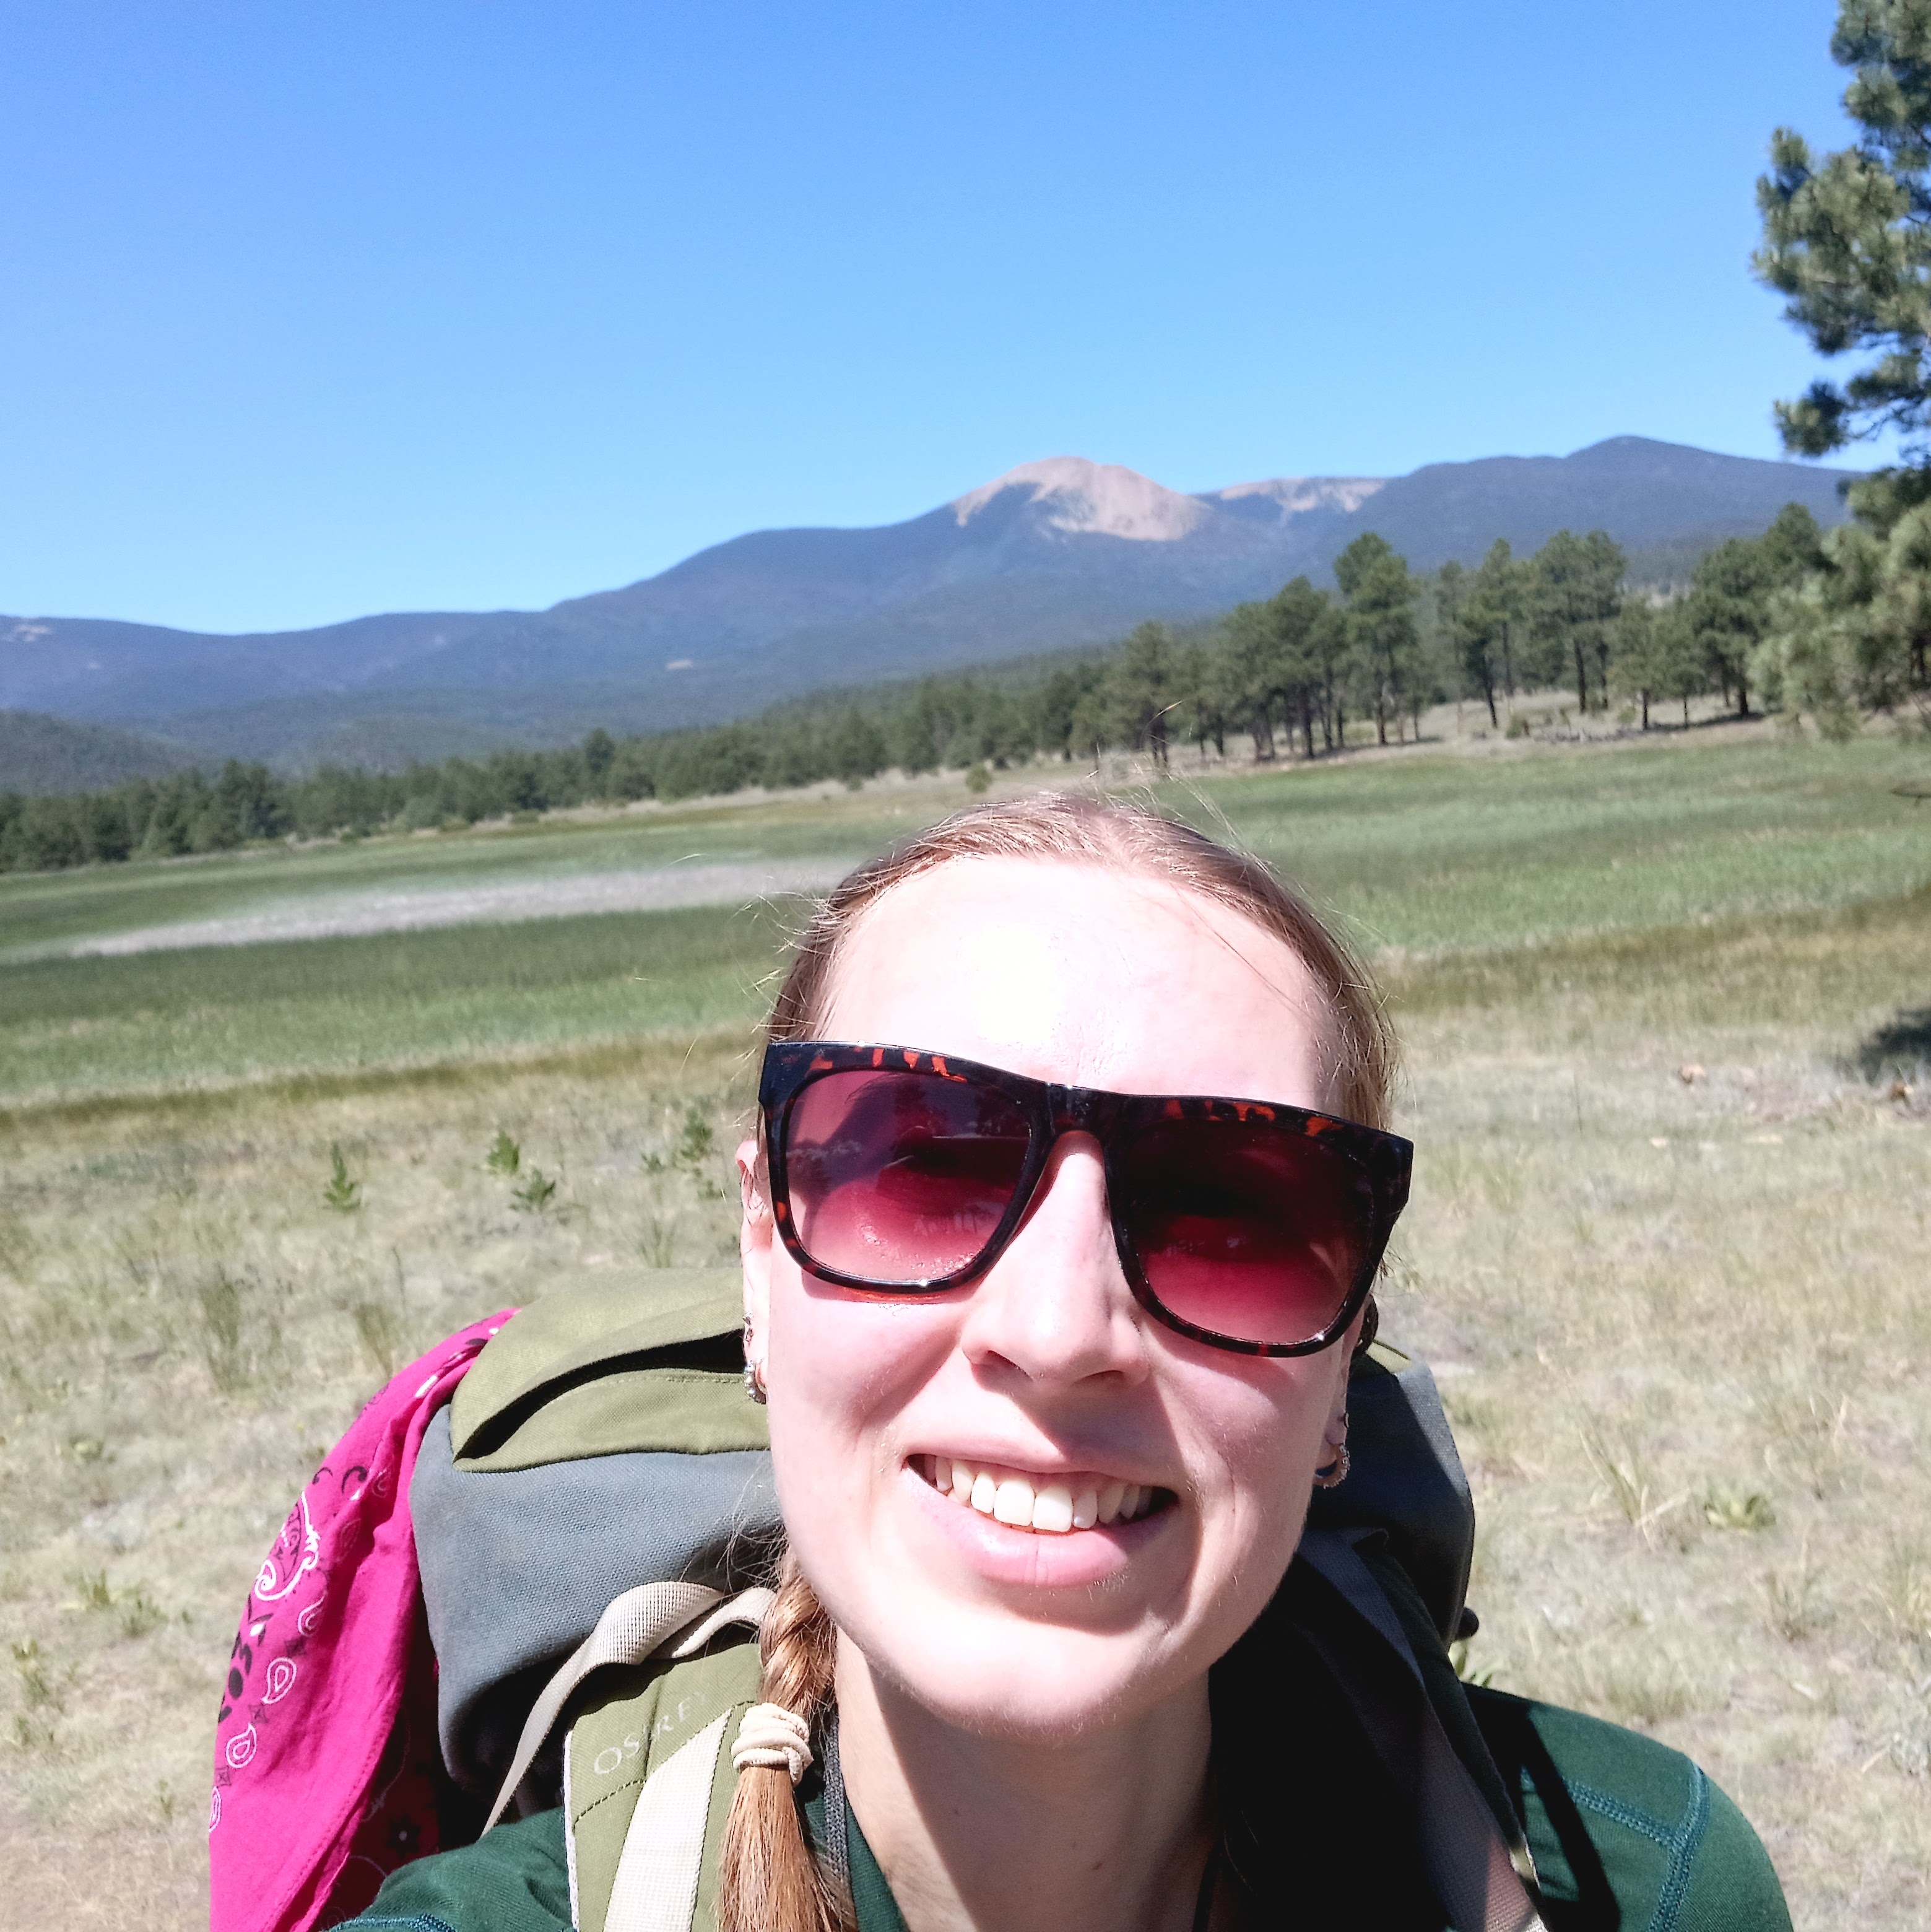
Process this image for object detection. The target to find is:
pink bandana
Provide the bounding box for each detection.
[209,1310,516,1932]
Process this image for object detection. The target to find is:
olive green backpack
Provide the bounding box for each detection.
[410,1269,1546,1932]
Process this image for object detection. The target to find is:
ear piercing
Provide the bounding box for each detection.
[742,1320,768,1405]
[1313,1411,1350,1489]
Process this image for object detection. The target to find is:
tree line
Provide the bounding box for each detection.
[3,501,1920,879]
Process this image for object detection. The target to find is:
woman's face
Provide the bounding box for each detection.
[738,857,1360,1742]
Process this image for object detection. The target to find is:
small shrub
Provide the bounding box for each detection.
[965,762,992,793]
[485,1130,521,1177]
[1869,1543,1931,1647]
[511,1168,557,1214]
[118,1590,163,1640]
[322,1144,362,1213]
[1505,713,1532,739]
[74,1570,113,1612]
[674,1109,716,1173]
[197,1269,248,1393]
[1766,1542,1821,1642]
[12,1637,65,1715]
[1703,1485,1776,1531]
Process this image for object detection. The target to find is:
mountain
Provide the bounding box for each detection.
[0,710,199,794]
[0,437,1855,769]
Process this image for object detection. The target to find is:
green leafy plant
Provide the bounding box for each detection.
[118,1590,163,1640]
[1703,1485,1776,1531]
[322,1143,362,1212]
[674,1110,716,1172]
[73,1569,113,1612]
[484,1130,521,1176]
[511,1168,558,1214]
[12,1637,64,1714]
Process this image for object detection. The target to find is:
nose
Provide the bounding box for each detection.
[954,1133,1152,1392]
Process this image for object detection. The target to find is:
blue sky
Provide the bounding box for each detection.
[0,1,1870,632]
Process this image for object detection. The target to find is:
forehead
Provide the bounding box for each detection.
[817,855,1335,1108]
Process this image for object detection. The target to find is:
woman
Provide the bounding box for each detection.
[352,794,1789,1932]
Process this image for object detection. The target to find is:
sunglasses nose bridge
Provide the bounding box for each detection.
[1044,1082,1120,1142]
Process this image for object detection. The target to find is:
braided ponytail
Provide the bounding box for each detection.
[718,1551,850,1932]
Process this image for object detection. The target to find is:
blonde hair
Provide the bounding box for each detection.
[719,792,1397,1932]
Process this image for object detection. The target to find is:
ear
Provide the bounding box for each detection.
[737,1135,772,1370]
[1324,1308,1366,1442]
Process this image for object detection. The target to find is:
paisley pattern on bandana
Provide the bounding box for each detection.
[208,1309,515,1932]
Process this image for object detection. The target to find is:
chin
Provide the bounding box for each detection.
[852,1608,1199,1744]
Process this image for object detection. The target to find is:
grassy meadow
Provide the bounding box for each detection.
[1,718,1928,1926]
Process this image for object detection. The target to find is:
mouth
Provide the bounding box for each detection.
[913,1453,1171,1535]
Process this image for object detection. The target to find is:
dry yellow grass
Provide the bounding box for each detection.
[2,734,1927,1926]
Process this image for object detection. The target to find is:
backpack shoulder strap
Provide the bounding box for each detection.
[565,1634,765,1932]
[484,1583,773,1831]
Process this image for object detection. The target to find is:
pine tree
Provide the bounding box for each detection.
[1755,2,1931,459]
[1529,531,1625,713]
[1334,534,1420,745]
[1268,577,1343,757]
[1753,4,1931,729]
[1108,622,1181,768]
[1458,539,1529,726]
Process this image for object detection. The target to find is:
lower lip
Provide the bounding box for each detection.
[901,1464,1166,1590]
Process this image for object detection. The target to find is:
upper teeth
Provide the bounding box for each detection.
[924,1456,1158,1533]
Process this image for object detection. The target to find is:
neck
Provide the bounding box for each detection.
[833,1638,1218,1932]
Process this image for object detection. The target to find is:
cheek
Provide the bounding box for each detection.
[1186,1358,1337,1556]
[762,1265,952,1516]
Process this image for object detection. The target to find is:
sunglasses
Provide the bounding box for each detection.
[758,1042,1412,1357]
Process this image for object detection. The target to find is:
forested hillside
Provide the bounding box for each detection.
[2,438,1855,770]
[9,501,1905,876]
[0,711,197,794]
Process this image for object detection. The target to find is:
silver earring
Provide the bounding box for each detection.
[1313,1411,1350,1489]
[742,1321,767,1406]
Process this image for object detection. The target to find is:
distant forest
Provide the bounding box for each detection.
[0,507,1854,876]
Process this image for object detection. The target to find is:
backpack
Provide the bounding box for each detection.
[222,1266,1545,1932]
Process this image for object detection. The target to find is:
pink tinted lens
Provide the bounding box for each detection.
[783,1069,1033,1284]
[1119,1119,1372,1347]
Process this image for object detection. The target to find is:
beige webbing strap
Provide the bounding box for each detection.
[483,1582,775,1832]
[603,1708,736,1932]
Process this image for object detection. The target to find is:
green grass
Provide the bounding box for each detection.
[0,903,785,1107]
[3,736,1925,1109]
[1194,734,1931,954]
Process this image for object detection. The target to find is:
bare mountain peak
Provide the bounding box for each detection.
[951,457,1206,542]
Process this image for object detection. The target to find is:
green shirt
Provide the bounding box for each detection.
[344,1688,1788,1932]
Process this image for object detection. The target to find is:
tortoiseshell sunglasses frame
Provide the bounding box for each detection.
[758,1040,1413,1358]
